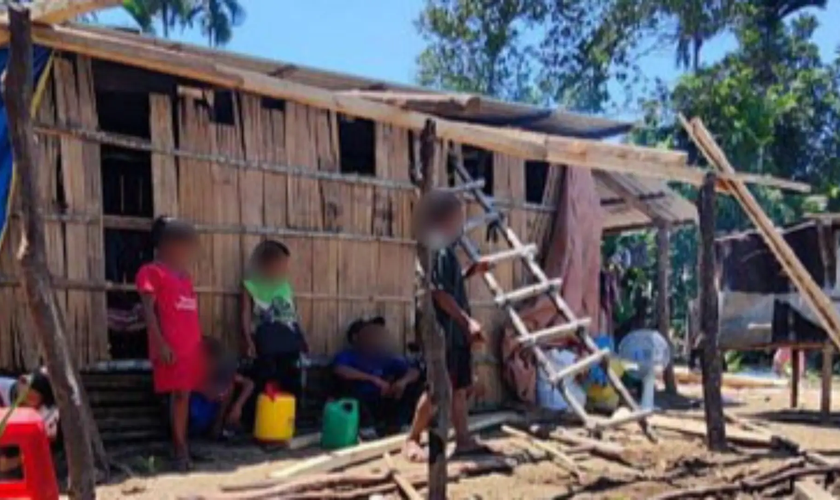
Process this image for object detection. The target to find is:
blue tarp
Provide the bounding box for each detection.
[0,46,51,249]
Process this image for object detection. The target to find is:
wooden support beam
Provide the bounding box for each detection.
[792,347,802,409]
[416,120,450,499]
[697,173,727,451]
[822,343,834,419]
[0,0,120,45]
[657,222,678,395]
[502,426,582,479]
[341,90,481,114]
[648,415,771,447]
[681,115,840,354]
[2,4,102,498]
[10,22,810,192]
[383,453,423,500]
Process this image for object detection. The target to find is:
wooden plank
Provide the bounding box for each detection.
[239,94,266,272]
[23,24,812,192]
[269,412,518,479]
[794,479,834,500]
[342,90,481,113]
[0,0,121,45]
[682,116,840,354]
[648,415,772,447]
[149,94,178,216]
[311,238,340,356]
[821,343,833,418]
[54,55,90,367]
[263,106,287,228]
[383,452,424,500]
[502,425,581,478]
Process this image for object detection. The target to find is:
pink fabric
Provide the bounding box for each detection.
[136,262,204,393]
[501,167,605,402]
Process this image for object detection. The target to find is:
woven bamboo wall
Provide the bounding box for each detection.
[0,54,568,408]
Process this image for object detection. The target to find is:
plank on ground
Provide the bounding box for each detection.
[269,411,519,479]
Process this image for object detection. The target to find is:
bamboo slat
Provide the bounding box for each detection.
[213,122,243,347]
[55,56,92,367]
[150,94,178,216]
[311,238,340,355]
[284,236,315,349]
[76,56,108,363]
[238,94,266,271]
[316,108,342,232]
[285,102,321,230]
[263,106,287,228]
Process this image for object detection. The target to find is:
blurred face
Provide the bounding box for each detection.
[440,208,465,242]
[261,255,289,281]
[356,324,388,354]
[160,237,198,270]
[15,378,44,409]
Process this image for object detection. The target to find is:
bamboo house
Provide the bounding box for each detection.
[0,23,701,411]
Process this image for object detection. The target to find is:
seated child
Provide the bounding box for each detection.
[0,370,58,477]
[190,337,254,439]
[333,317,421,436]
[241,241,308,398]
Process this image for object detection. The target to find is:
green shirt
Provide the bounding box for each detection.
[243,278,297,330]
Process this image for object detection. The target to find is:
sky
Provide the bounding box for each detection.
[95,0,840,120]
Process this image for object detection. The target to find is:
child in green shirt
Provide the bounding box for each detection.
[241,241,308,398]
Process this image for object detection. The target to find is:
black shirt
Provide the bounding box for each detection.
[431,246,471,348]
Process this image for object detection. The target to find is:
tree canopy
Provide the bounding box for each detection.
[122,0,245,46]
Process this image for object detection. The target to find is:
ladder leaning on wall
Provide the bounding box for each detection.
[426,153,656,440]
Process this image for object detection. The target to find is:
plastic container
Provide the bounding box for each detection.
[254,383,296,443]
[0,408,59,500]
[321,398,360,450]
[536,349,586,412]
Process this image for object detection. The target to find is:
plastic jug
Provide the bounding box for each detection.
[321,399,359,450]
[0,408,59,500]
[254,383,296,443]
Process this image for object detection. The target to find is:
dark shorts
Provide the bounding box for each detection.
[447,346,472,391]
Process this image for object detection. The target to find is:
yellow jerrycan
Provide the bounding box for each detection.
[254,382,296,443]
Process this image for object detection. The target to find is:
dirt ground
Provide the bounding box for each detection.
[91,378,840,500]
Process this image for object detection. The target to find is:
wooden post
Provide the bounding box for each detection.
[657,222,677,394]
[2,5,98,499]
[791,348,801,409]
[697,173,727,451]
[417,120,450,499]
[821,342,833,420]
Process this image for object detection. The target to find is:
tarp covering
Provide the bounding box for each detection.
[0,45,51,252]
[501,166,605,403]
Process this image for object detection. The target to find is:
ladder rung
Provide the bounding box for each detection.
[518,318,591,346]
[464,212,503,232]
[481,244,537,264]
[443,179,485,195]
[496,278,562,304]
[549,348,609,384]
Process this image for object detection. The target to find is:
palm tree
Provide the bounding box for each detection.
[189,0,245,47]
[123,0,193,38]
[667,0,735,72]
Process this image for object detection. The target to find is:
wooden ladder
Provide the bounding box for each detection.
[446,158,656,439]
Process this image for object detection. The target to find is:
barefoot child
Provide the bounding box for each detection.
[0,370,58,478]
[403,190,488,462]
[241,241,308,399]
[137,217,203,471]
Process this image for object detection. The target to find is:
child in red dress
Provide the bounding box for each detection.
[136,217,203,471]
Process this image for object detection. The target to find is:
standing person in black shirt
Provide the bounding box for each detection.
[403,190,489,462]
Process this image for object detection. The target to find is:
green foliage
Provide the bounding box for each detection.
[122,0,245,46]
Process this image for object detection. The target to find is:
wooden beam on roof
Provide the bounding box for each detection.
[341,89,481,114]
[0,0,120,45]
[15,23,810,192]
[597,173,665,223]
[681,115,840,354]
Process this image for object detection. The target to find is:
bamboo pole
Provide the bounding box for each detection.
[416,119,450,499]
[657,222,677,394]
[697,173,727,451]
[2,5,100,498]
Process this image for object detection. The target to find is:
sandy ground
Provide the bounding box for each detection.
[90,379,840,500]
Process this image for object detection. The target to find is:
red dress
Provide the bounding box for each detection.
[136,262,205,394]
